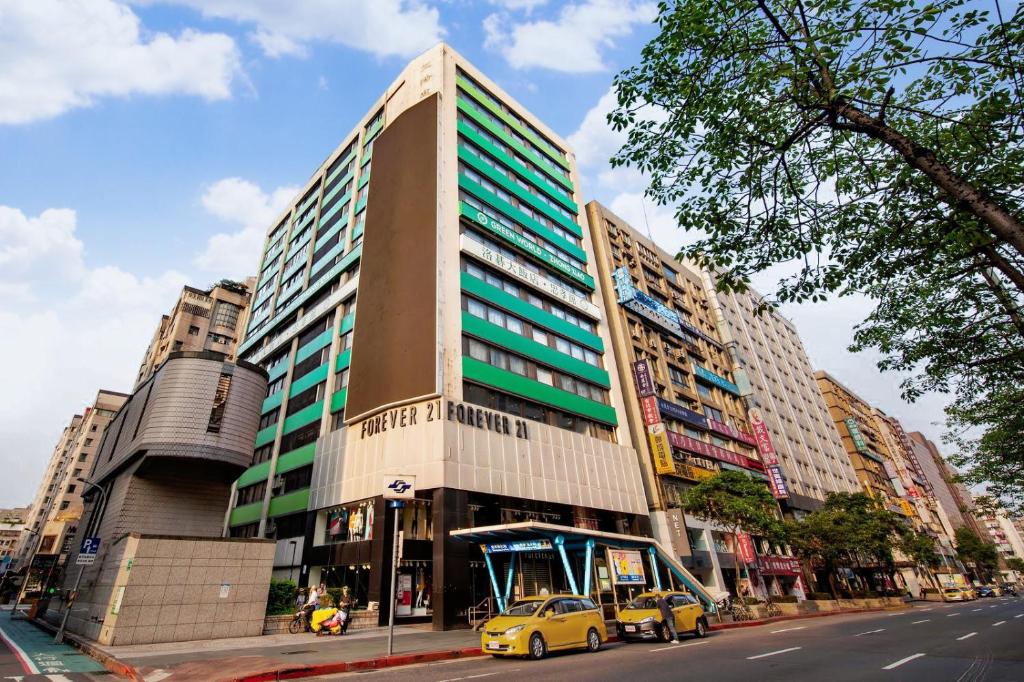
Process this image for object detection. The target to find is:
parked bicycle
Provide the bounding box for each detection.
[763,597,782,618]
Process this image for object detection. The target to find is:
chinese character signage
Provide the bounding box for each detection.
[692,363,741,396]
[648,424,675,475]
[657,397,709,429]
[844,417,869,453]
[666,430,765,472]
[607,549,647,584]
[748,408,778,465]
[708,418,758,447]
[640,395,660,426]
[736,532,756,564]
[613,267,713,345]
[632,360,655,398]
[484,539,553,553]
[766,464,790,499]
[756,556,801,576]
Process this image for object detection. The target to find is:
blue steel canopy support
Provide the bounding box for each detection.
[554,535,579,595]
[648,546,662,591]
[503,552,517,608]
[482,550,505,612]
[582,539,595,597]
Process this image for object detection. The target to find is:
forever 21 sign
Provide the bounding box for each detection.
[359,398,529,440]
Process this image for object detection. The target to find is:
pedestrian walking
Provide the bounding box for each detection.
[656,594,679,643]
[339,586,354,634]
[295,588,306,610]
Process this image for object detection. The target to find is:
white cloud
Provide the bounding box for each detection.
[148,0,445,59]
[489,0,549,12]
[194,177,299,279]
[483,0,656,73]
[0,0,242,125]
[0,204,189,507]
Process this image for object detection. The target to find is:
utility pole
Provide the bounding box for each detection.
[55,479,107,644]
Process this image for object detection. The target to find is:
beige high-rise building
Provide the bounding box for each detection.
[134,279,255,388]
[15,391,127,578]
[0,507,28,570]
[708,283,860,513]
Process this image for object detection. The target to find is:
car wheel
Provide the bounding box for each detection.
[587,628,601,652]
[659,622,673,643]
[694,618,708,638]
[528,632,546,660]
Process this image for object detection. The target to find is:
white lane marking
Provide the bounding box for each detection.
[747,646,802,660]
[990,605,998,609]
[650,641,709,652]
[770,626,806,633]
[972,608,983,612]
[947,613,960,617]
[912,619,930,624]
[47,676,74,682]
[1015,614,1023,618]
[855,628,886,636]
[993,620,1006,626]
[956,632,977,641]
[144,672,173,682]
[918,608,933,612]
[882,653,926,670]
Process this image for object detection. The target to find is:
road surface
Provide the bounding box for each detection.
[315,597,1024,682]
[0,612,108,681]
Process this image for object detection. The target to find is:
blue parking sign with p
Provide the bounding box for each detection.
[76,537,101,565]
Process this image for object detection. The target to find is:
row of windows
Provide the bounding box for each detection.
[462,225,590,302]
[456,74,568,178]
[463,295,601,367]
[463,382,615,442]
[460,137,575,223]
[460,191,584,271]
[460,163,579,243]
[463,336,608,405]
[458,113,573,202]
[463,259,596,334]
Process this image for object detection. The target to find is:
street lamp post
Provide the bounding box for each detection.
[288,540,298,583]
[54,479,106,644]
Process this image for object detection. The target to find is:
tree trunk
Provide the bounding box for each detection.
[832,100,1024,258]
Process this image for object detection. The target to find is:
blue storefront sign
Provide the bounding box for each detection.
[692,363,740,396]
[483,539,553,553]
[656,397,708,430]
[613,267,718,346]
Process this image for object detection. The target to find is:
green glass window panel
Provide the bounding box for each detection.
[268,488,310,517]
[268,359,290,381]
[325,153,355,186]
[462,313,609,387]
[261,389,284,414]
[358,171,370,189]
[237,460,271,489]
[310,241,345,275]
[330,388,347,413]
[229,501,263,527]
[462,357,616,425]
[460,272,603,352]
[355,196,367,214]
[459,146,579,236]
[275,442,316,475]
[458,120,577,214]
[296,328,333,364]
[314,222,347,254]
[254,423,277,448]
[456,98,573,193]
[455,76,570,171]
[289,362,328,398]
[335,348,351,372]
[339,312,355,335]
[281,400,324,435]
[459,170,582,240]
[318,193,351,227]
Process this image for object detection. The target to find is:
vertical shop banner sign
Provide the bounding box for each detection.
[648,423,675,475]
[607,549,646,584]
[640,395,660,426]
[766,464,790,499]
[632,360,655,398]
[736,532,757,565]
[748,408,778,465]
[665,508,692,559]
[844,418,869,453]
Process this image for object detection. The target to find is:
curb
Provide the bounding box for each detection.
[26,616,143,681]
[707,604,910,631]
[234,646,485,682]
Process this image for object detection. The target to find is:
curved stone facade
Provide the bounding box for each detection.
[93,352,267,483]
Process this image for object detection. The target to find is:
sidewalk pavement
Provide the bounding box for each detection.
[58,602,915,681]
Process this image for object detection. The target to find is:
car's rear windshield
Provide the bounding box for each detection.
[502,600,543,616]
[624,597,658,610]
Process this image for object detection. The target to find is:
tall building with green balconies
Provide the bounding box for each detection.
[227,44,663,630]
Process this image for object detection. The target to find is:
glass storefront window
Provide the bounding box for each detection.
[323,500,375,544]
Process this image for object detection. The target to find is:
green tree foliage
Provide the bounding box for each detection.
[1005,556,1024,573]
[681,470,783,589]
[611,0,1024,509]
[785,493,905,595]
[899,529,942,570]
[954,526,1000,581]
[266,578,297,615]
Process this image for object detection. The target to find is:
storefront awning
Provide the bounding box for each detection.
[450,521,718,612]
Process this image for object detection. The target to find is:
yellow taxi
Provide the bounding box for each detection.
[480,595,607,659]
[942,587,966,601]
[616,591,708,642]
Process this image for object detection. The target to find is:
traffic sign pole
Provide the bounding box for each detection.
[54,565,85,644]
[55,537,101,644]
[386,500,404,656]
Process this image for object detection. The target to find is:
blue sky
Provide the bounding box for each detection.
[0,0,951,507]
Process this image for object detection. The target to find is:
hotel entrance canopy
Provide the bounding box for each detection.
[450,521,718,613]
